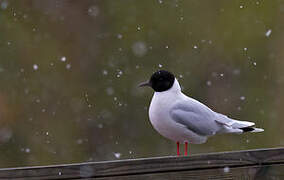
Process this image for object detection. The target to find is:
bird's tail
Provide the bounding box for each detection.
[215,113,264,133]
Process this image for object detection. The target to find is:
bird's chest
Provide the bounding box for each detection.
[148,93,179,135]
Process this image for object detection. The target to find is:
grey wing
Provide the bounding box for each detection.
[170,100,222,136]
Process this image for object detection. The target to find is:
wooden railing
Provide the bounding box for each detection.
[0,147,284,179]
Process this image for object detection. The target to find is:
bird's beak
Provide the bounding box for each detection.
[138,81,151,87]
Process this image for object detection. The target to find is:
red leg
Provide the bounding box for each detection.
[176,142,180,156]
[185,142,188,156]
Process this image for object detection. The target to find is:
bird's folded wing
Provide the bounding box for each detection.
[170,106,221,136]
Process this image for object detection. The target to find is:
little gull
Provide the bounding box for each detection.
[139,70,264,156]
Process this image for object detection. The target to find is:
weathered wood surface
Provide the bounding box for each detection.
[0,147,284,179]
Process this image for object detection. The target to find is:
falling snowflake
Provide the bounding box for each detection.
[265,29,272,37]
[33,64,38,71]
[113,152,121,158]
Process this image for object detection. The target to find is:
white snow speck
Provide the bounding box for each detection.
[66,64,71,69]
[114,152,121,158]
[102,70,108,75]
[88,6,100,17]
[244,47,248,51]
[265,29,272,37]
[117,34,123,39]
[220,73,224,77]
[98,124,103,128]
[24,88,29,95]
[253,62,257,66]
[61,56,66,62]
[165,45,169,49]
[193,45,198,49]
[25,148,31,153]
[206,81,212,86]
[0,128,13,143]
[33,64,38,71]
[223,166,230,173]
[58,172,62,176]
[132,41,147,57]
[158,0,163,4]
[158,64,163,68]
[137,26,141,31]
[76,139,83,144]
[116,69,123,78]
[240,5,244,8]
[240,96,246,101]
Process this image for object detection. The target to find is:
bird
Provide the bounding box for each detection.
[139,70,264,156]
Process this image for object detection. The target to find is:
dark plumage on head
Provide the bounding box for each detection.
[139,70,175,92]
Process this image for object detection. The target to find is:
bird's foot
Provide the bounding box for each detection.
[185,142,188,156]
[176,142,180,156]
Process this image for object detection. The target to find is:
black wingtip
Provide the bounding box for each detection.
[240,127,255,132]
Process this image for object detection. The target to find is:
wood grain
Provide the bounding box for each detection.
[90,164,284,180]
[0,147,283,179]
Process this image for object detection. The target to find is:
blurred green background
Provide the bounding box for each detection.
[0,0,283,168]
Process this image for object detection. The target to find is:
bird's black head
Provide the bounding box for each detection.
[139,70,175,92]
